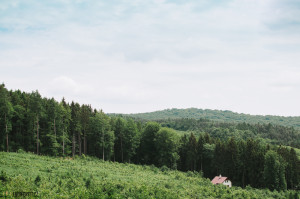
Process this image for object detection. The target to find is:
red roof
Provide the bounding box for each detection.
[211,176,228,184]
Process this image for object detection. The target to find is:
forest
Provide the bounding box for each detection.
[0,83,299,193]
[124,108,300,129]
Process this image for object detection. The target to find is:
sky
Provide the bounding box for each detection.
[1,0,300,116]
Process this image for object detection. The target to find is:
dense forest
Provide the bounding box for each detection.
[122,108,300,129]
[0,84,299,191]
[157,118,300,148]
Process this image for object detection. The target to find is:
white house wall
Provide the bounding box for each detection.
[222,180,232,188]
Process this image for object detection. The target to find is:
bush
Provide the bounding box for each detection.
[34,175,41,186]
[0,171,9,183]
[160,165,170,172]
[17,149,26,154]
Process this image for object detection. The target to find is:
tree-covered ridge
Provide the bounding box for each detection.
[1,152,299,199]
[123,108,300,129]
[157,118,300,149]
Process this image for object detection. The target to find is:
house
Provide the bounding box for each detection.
[211,175,232,187]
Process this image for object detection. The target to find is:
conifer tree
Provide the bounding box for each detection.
[0,84,13,152]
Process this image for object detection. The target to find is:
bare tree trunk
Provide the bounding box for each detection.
[54,119,56,139]
[84,133,87,155]
[72,133,75,157]
[121,137,123,162]
[200,156,203,171]
[5,113,8,152]
[36,117,39,155]
[20,124,23,147]
[6,133,8,152]
[62,131,65,156]
[242,167,245,188]
[102,127,104,161]
[62,118,65,156]
[78,132,81,156]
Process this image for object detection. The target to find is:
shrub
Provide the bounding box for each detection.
[0,171,9,183]
[34,175,41,186]
[160,165,170,172]
[17,149,26,153]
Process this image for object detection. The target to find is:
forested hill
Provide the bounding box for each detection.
[1,84,299,191]
[123,108,300,129]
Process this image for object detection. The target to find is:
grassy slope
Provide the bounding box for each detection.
[122,108,300,129]
[1,152,298,199]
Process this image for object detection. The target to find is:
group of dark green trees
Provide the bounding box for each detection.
[0,84,299,191]
[157,118,300,148]
[178,133,299,191]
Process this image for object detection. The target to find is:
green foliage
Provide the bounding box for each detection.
[139,122,161,165]
[1,84,299,195]
[1,152,298,198]
[154,127,179,169]
[264,150,287,191]
[88,112,114,160]
[0,171,9,183]
[125,108,300,129]
[157,118,300,148]
[34,175,41,186]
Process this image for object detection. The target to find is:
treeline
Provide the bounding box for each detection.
[0,84,299,191]
[178,133,299,191]
[125,108,300,129]
[157,118,300,148]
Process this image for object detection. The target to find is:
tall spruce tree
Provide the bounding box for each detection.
[28,91,43,155]
[264,150,287,191]
[0,84,13,152]
[139,122,160,165]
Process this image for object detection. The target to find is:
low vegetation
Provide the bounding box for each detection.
[1,152,299,198]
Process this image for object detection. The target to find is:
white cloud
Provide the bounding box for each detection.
[0,0,299,116]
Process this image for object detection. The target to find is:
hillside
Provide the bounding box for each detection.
[1,85,299,194]
[123,108,300,129]
[0,152,298,198]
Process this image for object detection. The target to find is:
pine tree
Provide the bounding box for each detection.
[28,91,43,155]
[264,150,287,191]
[0,84,14,152]
[197,135,205,172]
[186,133,197,171]
[139,122,160,165]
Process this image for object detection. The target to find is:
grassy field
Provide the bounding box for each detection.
[0,152,298,198]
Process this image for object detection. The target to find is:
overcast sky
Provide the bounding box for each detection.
[1,0,300,116]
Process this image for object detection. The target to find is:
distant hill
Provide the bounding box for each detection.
[119,108,300,129]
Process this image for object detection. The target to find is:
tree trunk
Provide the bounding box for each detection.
[5,113,8,152]
[62,118,65,156]
[36,117,39,155]
[242,167,245,188]
[121,137,123,162]
[201,156,203,171]
[102,128,105,161]
[6,133,8,152]
[72,133,75,157]
[78,131,81,156]
[84,133,87,155]
[62,131,65,156]
[54,119,56,139]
